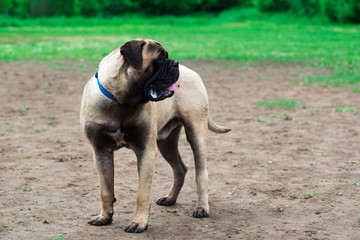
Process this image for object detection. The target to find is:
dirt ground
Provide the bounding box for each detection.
[1,59,360,240]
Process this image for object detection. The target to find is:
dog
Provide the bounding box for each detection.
[80,38,231,233]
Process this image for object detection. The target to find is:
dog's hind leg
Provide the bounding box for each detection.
[184,120,209,218]
[156,125,187,206]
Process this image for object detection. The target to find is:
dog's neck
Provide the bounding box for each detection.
[95,71,119,103]
[96,51,127,103]
[96,50,149,105]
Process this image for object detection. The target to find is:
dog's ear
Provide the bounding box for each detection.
[120,40,144,70]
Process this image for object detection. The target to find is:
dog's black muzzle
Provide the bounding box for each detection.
[145,59,180,102]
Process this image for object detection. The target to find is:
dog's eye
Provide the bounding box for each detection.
[158,54,165,63]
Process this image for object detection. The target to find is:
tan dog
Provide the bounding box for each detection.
[80,39,230,233]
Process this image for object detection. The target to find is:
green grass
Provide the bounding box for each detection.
[5,127,14,132]
[22,104,30,110]
[333,106,355,112]
[256,118,266,123]
[48,237,64,240]
[283,113,293,120]
[305,192,314,198]
[0,8,359,90]
[352,180,360,186]
[256,99,305,109]
[43,89,52,94]
[46,115,58,119]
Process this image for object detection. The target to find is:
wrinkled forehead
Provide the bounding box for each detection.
[141,40,165,67]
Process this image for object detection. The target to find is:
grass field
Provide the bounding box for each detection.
[1,8,359,91]
[256,99,305,109]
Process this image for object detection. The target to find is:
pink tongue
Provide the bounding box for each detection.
[166,83,180,92]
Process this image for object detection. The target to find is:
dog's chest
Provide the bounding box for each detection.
[85,121,129,150]
[108,129,127,148]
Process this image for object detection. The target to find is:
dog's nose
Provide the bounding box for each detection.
[173,61,179,68]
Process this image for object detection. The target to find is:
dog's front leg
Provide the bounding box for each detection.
[125,144,156,233]
[88,147,115,226]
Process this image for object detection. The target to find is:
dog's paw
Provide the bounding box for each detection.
[125,222,148,233]
[156,196,176,206]
[88,214,113,226]
[192,207,209,218]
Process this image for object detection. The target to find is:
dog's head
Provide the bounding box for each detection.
[119,38,180,104]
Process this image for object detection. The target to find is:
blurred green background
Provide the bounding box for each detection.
[0,0,359,91]
[1,0,359,22]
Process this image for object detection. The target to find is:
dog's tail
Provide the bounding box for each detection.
[208,116,231,133]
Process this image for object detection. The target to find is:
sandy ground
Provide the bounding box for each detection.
[1,60,360,240]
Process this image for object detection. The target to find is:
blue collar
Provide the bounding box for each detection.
[95,71,119,103]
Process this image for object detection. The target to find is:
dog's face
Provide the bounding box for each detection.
[120,39,179,104]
